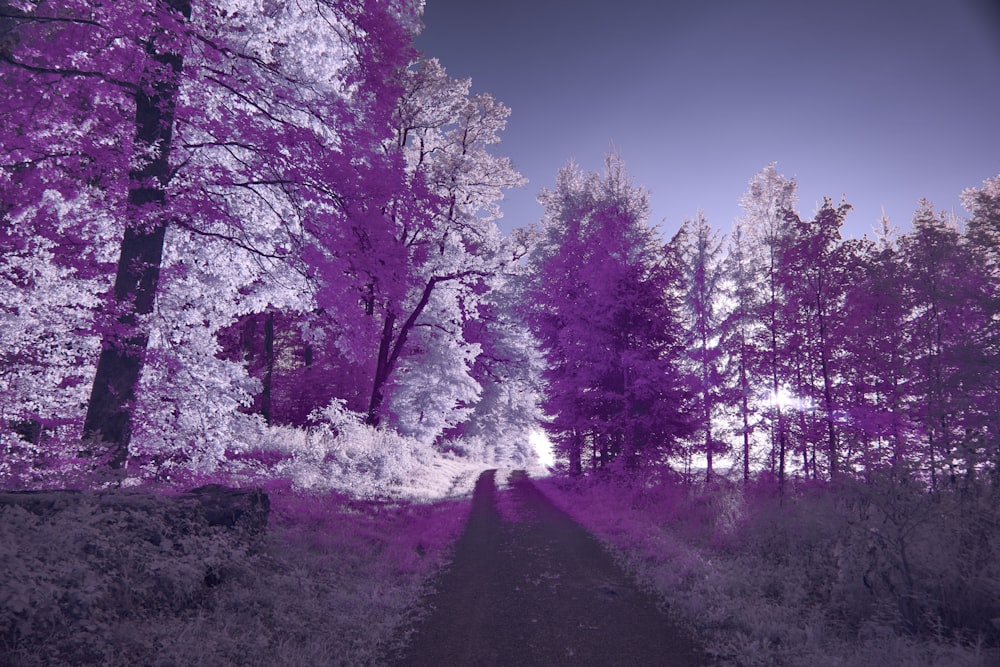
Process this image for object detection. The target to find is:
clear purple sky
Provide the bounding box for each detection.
[414,0,1000,239]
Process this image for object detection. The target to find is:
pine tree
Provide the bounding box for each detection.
[523,155,689,472]
[737,164,798,491]
[780,198,852,479]
[720,219,760,483]
[675,212,726,481]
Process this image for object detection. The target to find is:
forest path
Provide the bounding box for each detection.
[392,469,706,666]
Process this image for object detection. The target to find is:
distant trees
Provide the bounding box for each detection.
[521,156,689,473]
[518,160,997,490]
[699,168,1000,491]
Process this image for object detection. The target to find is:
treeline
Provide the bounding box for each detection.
[522,158,1000,493]
[2,2,998,495]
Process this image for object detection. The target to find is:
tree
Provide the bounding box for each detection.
[363,58,525,428]
[962,173,1000,271]
[81,0,193,466]
[902,201,995,488]
[736,164,798,491]
[2,0,194,466]
[780,198,852,479]
[1,0,422,470]
[719,218,760,483]
[674,211,726,481]
[960,175,1000,484]
[523,155,689,473]
[839,216,912,479]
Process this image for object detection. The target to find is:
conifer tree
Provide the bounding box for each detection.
[675,212,726,481]
[737,164,798,491]
[523,155,689,472]
[780,199,852,479]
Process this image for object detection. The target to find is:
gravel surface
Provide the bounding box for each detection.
[394,469,707,666]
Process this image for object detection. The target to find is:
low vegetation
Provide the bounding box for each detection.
[0,475,476,666]
[538,471,1000,667]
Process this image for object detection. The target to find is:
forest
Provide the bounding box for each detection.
[2,1,999,665]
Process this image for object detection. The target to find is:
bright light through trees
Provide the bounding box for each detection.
[529,430,555,469]
[763,387,813,412]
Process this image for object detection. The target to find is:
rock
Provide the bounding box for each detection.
[0,489,85,516]
[0,484,270,535]
[183,484,270,534]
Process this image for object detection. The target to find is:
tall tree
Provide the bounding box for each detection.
[675,211,726,481]
[720,219,760,483]
[839,217,912,479]
[960,175,1000,484]
[780,198,852,479]
[902,202,968,487]
[523,155,689,473]
[902,200,997,488]
[738,164,798,492]
[81,0,193,466]
[364,58,525,428]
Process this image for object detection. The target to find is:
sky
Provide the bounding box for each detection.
[414,0,1000,240]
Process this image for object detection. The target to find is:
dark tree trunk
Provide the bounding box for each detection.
[366,275,452,426]
[82,0,191,468]
[366,312,395,426]
[569,439,582,476]
[261,311,275,424]
[739,334,751,483]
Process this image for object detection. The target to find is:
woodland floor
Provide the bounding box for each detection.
[391,469,706,666]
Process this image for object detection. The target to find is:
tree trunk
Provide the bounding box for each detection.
[366,312,397,426]
[82,0,191,468]
[366,275,452,426]
[568,431,582,476]
[739,334,751,483]
[261,311,275,424]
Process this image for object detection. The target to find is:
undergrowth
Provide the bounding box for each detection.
[0,483,469,666]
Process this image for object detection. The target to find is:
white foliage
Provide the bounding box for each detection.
[386,285,482,444]
[130,226,291,471]
[0,189,119,438]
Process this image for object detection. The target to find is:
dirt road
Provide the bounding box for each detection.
[393,469,706,666]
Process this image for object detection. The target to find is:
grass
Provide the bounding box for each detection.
[0,481,472,666]
[536,471,1000,667]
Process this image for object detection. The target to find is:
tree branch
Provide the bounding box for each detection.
[0,52,135,90]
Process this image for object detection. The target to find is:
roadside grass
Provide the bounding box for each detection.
[0,482,470,666]
[537,472,1000,667]
[0,407,506,666]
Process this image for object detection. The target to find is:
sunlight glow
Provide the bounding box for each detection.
[765,387,813,412]
[529,430,556,468]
